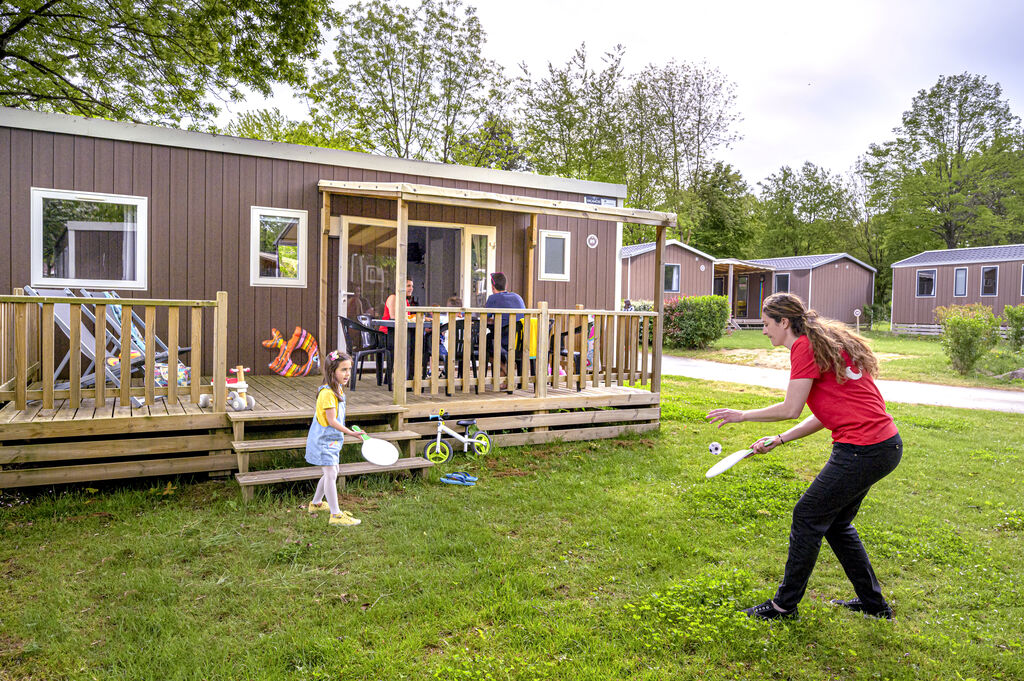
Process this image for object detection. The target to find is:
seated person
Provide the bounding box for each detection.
[380,279,417,333]
[347,284,373,319]
[483,273,524,379]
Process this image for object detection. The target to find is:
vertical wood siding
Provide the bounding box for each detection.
[2,127,623,374]
[622,245,714,302]
[892,260,1024,325]
[806,258,874,323]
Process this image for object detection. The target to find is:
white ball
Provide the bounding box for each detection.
[708,441,722,456]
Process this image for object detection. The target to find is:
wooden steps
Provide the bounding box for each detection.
[236,457,433,493]
[232,429,424,500]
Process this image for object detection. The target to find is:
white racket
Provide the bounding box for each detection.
[704,448,754,479]
[352,426,399,466]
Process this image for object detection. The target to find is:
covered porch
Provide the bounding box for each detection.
[713,259,774,327]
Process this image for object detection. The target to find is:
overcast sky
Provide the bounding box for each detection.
[223,0,1024,190]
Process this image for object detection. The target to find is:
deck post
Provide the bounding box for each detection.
[394,199,409,406]
[727,263,734,320]
[319,190,331,360]
[526,214,537,307]
[651,225,666,394]
[535,301,549,398]
[213,291,228,413]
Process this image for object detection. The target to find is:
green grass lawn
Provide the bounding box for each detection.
[2,378,1023,680]
[670,328,1024,390]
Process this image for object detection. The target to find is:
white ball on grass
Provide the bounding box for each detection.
[708,441,722,456]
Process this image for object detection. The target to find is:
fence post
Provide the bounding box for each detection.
[213,291,228,412]
[535,302,549,398]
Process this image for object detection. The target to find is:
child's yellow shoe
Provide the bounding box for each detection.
[329,513,361,526]
[308,501,330,514]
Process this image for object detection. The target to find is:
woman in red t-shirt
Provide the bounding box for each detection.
[707,293,902,621]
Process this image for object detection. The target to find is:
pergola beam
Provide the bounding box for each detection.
[317,180,676,227]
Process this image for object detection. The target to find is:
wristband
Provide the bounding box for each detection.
[777,434,785,445]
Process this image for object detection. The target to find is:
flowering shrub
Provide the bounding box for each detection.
[663,295,730,349]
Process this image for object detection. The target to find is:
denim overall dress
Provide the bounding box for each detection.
[304,386,346,466]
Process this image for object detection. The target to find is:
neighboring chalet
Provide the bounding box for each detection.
[620,240,715,303]
[0,107,676,492]
[620,245,875,326]
[747,253,876,325]
[891,244,1024,333]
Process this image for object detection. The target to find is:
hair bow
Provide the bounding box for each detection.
[328,350,340,361]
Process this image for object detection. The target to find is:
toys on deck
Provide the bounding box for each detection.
[199,365,256,411]
[262,327,320,377]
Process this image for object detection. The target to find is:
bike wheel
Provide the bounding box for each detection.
[472,432,491,457]
[424,440,453,464]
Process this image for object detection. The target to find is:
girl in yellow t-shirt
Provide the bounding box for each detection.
[304,350,362,526]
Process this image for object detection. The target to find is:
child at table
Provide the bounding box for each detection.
[305,350,362,526]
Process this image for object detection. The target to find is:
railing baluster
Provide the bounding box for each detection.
[190,307,202,405]
[69,303,81,408]
[641,316,650,387]
[535,303,549,397]
[604,314,613,388]
[120,304,132,408]
[446,313,455,395]
[430,311,440,395]
[413,312,424,394]
[462,311,472,394]
[212,291,228,413]
[566,312,576,391]
[520,313,531,391]
[552,314,562,390]
[477,313,487,394]
[490,312,500,392]
[167,307,179,405]
[617,314,626,386]
[144,306,156,406]
[41,303,54,409]
[94,303,106,406]
[14,302,27,411]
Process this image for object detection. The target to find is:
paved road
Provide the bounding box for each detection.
[661,355,1024,414]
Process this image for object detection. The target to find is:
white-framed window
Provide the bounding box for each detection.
[916,269,936,297]
[774,273,790,293]
[250,206,307,288]
[980,266,998,297]
[1021,263,1024,296]
[538,229,570,281]
[953,267,968,297]
[31,187,148,290]
[663,264,680,293]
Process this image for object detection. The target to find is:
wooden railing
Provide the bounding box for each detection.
[399,304,658,397]
[0,291,228,412]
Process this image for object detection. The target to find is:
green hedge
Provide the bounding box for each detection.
[664,296,730,349]
[935,304,1001,374]
[1004,304,1024,353]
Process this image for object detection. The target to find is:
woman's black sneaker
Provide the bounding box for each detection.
[742,599,798,620]
[829,597,893,619]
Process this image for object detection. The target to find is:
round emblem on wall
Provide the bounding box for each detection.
[699,264,706,271]
[586,234,599,249]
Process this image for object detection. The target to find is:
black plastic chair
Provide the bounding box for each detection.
[341,315,391,391]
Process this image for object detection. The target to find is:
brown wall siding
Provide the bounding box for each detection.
[622,245,714,302]
[806,258,874,323]
[892,260,1024,324]
[773,269,810,303]
[2,127,620,374]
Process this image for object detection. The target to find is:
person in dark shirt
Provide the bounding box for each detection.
[483,273,524,384]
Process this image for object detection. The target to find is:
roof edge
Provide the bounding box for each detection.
[0,107,627,199]
[621,239,717,261]
[749,253,877,273]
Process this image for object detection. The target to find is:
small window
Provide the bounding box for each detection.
[663,264,680,293]
[250,206,307,287]
[31,187,148,290]
[953,267,968,297]
[538,230,570,281]
[774,273,790,293]
[1021,263,1024,296]
[916,269,936,297]
[981,266,998,297]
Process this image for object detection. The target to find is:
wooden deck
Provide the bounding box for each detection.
[0,374,660,489]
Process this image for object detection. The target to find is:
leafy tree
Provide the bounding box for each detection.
[305,0,506,162]
[689,162,755,259]
[756,162,855,257]
[519,43,627,184]
[0,0,334,125]
[224,108,365,151]
[450,114,528,170]
[862,73,1023,249]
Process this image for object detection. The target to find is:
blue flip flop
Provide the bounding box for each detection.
[450,471,478,482]
[440,474,475,486]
